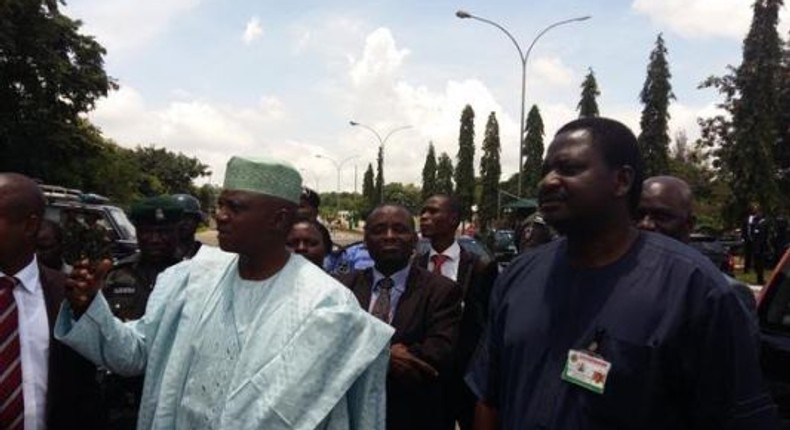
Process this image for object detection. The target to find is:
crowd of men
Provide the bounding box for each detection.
[0,116,783,430]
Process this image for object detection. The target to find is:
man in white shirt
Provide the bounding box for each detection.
[0,172,101,430]
[417,194,498,430]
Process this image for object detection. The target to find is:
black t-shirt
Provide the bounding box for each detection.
[466,231,778,430]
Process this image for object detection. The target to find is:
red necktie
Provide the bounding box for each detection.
[431,254,449,276]
[0,276,24,430]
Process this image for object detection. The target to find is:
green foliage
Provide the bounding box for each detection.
[698,0,786,223]
[479,112,501,231]
[638,33,674,177]
[383,183,423,214]
[362,163,376,211]
[197,184,219,217]
[131,146,210,196]
[436,152,454,195]
[522,105,545,198]
[667,130,728,230]
[0,0,117,182]
[455,105,476,220]
[578,68,601,118]
[421,142,437,200]
[375,147,384,204]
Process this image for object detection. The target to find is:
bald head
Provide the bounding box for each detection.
[0,173,46,272]
[0,173,45,219]
[637,176,694,242]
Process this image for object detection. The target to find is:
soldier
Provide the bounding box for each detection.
[100,196,183,429]
[171,193,205,260]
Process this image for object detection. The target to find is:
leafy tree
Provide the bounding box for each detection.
[479,112,501,231]
[698,0,786,221]
[132,146,210,196]
[638,33,674,177]
[375,147,384,204]
[668,130,727,229]
[455,105,476,220]
[421,142,437,200]
[363,163,376,210]
[578,68,601,118]
[383,183,422,214]
[522,105,545,197]
[436,152,454,195]
[0,0,117,182]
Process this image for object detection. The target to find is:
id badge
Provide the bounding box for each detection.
[561,349,611,394]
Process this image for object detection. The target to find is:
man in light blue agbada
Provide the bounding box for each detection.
[56,156,394,430]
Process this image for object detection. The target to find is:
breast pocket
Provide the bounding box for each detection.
[574,334,661,429]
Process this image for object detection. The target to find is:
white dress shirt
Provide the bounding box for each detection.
[2,256,49,430]
[428,241,461,281]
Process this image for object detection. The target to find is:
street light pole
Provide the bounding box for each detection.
[315,154,358,212]
[456,10,590,197]
[349,121,412,203]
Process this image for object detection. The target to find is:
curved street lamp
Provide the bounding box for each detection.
[349,121,412,203]
[456,10,590,197]
[315,154,359,212]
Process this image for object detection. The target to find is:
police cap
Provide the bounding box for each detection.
[129,196,184,226]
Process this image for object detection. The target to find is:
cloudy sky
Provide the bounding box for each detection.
[64,0,788,192]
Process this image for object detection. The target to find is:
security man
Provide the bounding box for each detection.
[171,193,205,260]
[100,196,183,429]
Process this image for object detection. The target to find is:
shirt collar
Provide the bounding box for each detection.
[0,255,41,294]
[429,240,461,261]
[372,264,410,291]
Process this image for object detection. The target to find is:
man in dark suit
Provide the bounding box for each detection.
[0,173,101,430]
[417,194,498,430]
[338,204,462,430]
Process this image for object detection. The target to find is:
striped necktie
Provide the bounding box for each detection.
[0,276,24,430]
[371,277,394,323]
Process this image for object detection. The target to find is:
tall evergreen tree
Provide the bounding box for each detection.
[421,142,438,200]
[455,105,476,220]
[777,33,790,201]
[638,33,674,177]
[577,68,601,118]
[698,0,786,219]
[363,163,376,210]
[479,112,501,231]
[436,152,454,195]
[522,105,545,197]
[375,147,384,204]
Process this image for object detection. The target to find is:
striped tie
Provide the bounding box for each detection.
[0,276,24,430]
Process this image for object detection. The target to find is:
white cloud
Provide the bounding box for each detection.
[242,17,263,45]
[529,57,575,88]
[349,28,410,88]
[291,28,312,55]
[63,0,201,53]
[88,86,291,182]
[632,0,790,39]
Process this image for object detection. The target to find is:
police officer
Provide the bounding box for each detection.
[100,196,183,430]
[171,193,205,260]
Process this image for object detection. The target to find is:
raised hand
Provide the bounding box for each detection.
[64,258,113,318]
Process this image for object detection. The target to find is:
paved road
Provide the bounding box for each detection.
[197,228,363,247]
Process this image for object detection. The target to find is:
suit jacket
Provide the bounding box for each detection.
[40,265,102,430]
[338,265,463,430]
[415,246,498,373]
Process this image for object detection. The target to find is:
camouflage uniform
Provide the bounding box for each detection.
[99,196,183,430]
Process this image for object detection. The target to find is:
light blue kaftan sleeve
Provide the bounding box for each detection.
[53,261,190,376]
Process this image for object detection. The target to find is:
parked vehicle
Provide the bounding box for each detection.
[757,248,790,427]
[490,229,518,266]
[41,184,138,261]
[689,232,736,276]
